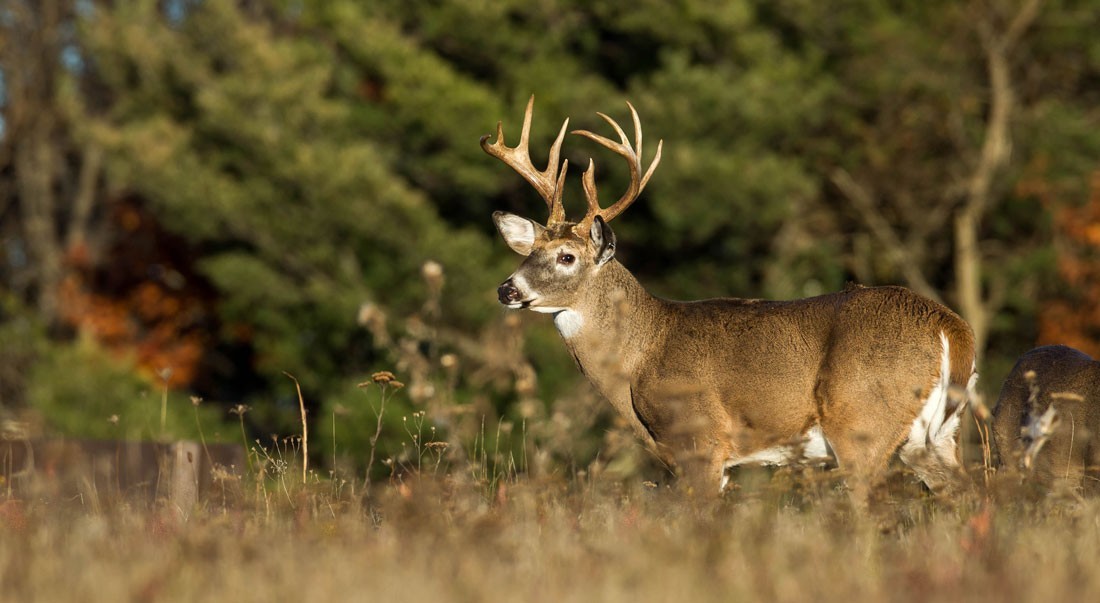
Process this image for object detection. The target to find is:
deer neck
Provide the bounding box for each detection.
[554,260,665,381]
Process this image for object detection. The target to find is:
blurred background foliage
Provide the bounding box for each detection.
[1,0,1098,477]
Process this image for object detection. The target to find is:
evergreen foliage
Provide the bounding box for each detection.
[1,0,1098,472]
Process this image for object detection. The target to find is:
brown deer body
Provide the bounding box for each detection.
[485,97,976,500]
[993,345,1100,493]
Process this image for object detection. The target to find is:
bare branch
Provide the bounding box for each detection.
[66,143,103,252]
[1001,0,1044,52]
[830,169,942,303]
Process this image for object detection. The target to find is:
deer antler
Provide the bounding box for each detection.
[572,102,663,235]
[480,96,570,226]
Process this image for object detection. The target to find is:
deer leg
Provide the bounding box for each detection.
[670,438,730,498]
[820,422,901,511]
[672,452,717,497]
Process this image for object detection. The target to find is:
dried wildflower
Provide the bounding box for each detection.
[405,315,429,338]
[1,420,30,441]
[517,399,541,419]
[107,415,120,426]
[190,396,203,407]
[229,404,251,417]
[967,388,992,422]
[406,382,430,402]
[440,353,458,369]
[421,260,444,287]
[356,302,391,346]
[371,371,396,384]
[210,464,239,482]
[357,302,383,327]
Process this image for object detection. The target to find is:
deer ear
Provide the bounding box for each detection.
[493,212,544,256]
[590,216,616,266]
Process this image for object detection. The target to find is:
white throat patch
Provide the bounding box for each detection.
[552,309,584,338]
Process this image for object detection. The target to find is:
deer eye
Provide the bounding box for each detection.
[558,253,576,265]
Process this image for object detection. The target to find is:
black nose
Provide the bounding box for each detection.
[498,280,522,304]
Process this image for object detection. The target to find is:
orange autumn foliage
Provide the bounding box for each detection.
[57,199,214,389]
[1036,169,1100,358]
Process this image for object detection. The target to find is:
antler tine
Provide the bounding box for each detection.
[571,101,663,232]
[629,102,664,191]
[480,96,569,225]
[580,159,600,219]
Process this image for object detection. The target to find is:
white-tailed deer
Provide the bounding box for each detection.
[992,345,1100,493]
[483,97,977,501]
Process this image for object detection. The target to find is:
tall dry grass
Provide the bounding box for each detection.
[2,460,1099,603]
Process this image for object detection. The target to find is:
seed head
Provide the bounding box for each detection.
[421,260,444,290]
[371,371,396,385]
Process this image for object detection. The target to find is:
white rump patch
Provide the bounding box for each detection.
[552,309,584,338]
[898,331,968,488]
[723,424,833,471]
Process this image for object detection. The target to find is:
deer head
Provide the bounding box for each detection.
[483,96,663,314]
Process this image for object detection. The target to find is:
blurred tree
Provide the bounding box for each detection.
[1,0,1098,472]
[75,2,504,408]
[0,0,104,327]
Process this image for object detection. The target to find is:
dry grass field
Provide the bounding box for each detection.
[2,459,1099,603]
[2,372,1098,602]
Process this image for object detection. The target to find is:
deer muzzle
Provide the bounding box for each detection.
[497,279,523,305]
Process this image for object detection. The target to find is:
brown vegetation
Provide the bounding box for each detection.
[2,462,1099,603]
[1037,170,1100,357]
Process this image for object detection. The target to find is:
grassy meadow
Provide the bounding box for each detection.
[2,440,1099,603]
[3,341,1097,602]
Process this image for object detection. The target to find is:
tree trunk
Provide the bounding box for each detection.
[954,207,987,354]
[16,116,63,324]
[953,0,1043,359]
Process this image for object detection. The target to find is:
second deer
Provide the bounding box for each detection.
[993,345,1100,493]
